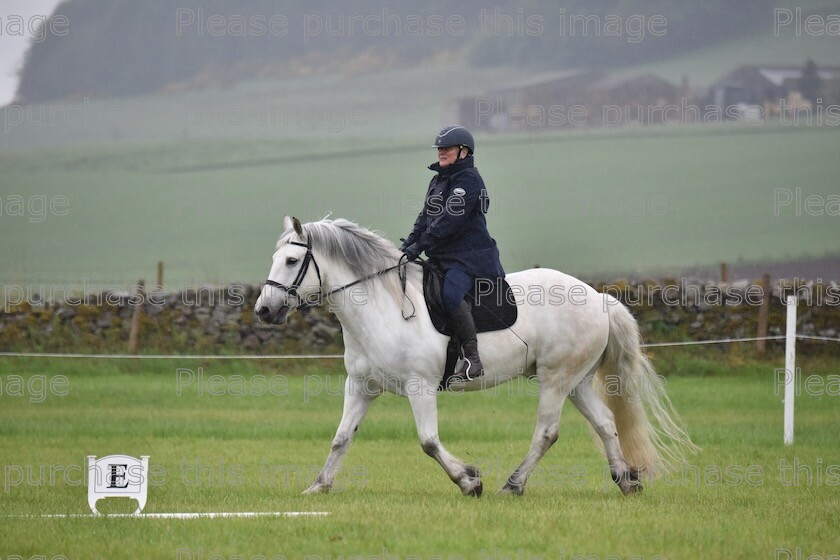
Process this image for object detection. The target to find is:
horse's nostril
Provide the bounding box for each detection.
[257,306,270,320]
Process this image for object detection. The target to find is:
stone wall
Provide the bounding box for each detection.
[593,278,838,348]
[0,285,341,354]
[1,280,838,355]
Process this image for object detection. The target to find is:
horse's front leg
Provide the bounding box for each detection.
[407,382,483,497]
[304,375,379,495]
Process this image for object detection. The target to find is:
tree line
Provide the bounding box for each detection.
[17,0,775,103]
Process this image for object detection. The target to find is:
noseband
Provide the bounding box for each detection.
[263,239,322,308]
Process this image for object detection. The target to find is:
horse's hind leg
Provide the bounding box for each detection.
[407,383,482,497]
[499,381,566,496]
[568,372,642,495]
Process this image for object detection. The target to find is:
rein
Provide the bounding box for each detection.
[263,239,416,318]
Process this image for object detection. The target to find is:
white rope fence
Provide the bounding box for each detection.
[2,335,837,358]
[641,335,787,348]
[793,334,840,343]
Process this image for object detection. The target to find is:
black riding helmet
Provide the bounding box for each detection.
[432,125,475,155]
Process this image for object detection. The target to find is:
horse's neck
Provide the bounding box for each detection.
[324,262,419,345]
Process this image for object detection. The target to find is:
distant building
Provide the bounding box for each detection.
[449,70,686,131]
[446,70,599,131]
[584,73,685,126]
[708,64,840,113]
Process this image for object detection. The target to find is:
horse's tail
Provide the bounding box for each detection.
[595,297,700,478]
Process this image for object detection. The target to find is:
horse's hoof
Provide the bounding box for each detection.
[463,479,483,498]
[613,466,643,496]
[459,467,483,498]
[302,483,331,495]
[498,482,525,496]
[619,481,643,496]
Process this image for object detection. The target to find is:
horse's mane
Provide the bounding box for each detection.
[278,218,420,301]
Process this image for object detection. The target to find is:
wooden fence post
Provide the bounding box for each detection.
[156,261,164,291]
[756,273,771,356]
[720,262,729,283]
[128,279,145,354]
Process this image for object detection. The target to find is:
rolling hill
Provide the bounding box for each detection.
[15,0,779,103]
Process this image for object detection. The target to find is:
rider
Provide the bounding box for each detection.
[400,125,505,383]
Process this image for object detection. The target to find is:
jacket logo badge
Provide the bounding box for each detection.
[452,188,466,196]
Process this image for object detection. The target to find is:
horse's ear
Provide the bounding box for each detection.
[292,217,304,237]
[283,215,294,232]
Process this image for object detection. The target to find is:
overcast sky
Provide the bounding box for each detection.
[0,0,63,106]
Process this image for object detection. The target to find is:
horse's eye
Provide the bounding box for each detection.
[286,257,299,266]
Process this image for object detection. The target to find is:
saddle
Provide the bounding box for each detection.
[421,262,518,390]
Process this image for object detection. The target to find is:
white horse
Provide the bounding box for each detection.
[255,216,698,497]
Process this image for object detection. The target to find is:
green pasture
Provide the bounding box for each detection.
[1,351,839,558]
[2,124,840,290]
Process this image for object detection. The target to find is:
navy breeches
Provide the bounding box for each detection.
[442,268,474,314]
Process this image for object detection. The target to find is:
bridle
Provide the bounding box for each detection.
[263,239,322,309]
[263,237,415,318]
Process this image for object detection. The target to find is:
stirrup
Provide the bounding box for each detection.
[464,358,483,381]
[452,358,484,382]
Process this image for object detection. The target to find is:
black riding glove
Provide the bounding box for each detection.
[403,243,422,262]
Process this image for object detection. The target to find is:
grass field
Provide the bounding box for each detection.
[1,350,839,559]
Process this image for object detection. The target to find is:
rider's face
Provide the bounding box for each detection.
[437,146,464,168]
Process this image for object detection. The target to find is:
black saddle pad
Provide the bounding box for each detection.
[422,263,518,336]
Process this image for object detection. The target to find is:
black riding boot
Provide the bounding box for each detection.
[449,301,484,382]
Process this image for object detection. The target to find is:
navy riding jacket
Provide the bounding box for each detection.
[404,156,505,280]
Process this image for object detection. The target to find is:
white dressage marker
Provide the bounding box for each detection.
[88,454,149,514]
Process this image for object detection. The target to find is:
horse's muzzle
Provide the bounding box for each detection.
[256,305,291,325]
